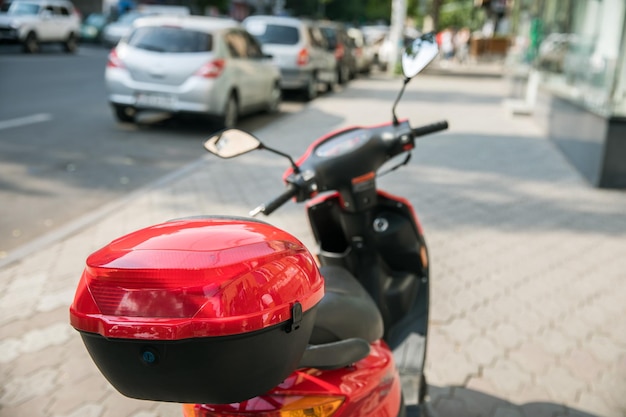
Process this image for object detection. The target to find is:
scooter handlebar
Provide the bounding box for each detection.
[250,183,299,217]
[411,120,449,138]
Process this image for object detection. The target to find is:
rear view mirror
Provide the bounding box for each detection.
[204,129,261,158]
[401,33,439,78]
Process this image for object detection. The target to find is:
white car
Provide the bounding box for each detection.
[101,11,148,47]
[101,5,190,47]
[0,0,80,53]
[105,15,282,128]
[243,15,337,100]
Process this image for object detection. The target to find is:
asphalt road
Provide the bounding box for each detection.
[0,43,304,258]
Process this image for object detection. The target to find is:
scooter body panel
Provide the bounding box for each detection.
[186,341,402,417]
[306,190,430,349]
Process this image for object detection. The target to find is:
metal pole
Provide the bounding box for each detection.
[388,0,407,75]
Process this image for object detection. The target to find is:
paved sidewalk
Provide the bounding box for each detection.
[1,72,625,417]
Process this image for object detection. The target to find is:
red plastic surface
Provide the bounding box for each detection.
[70,218,324,340]
[188,340,401,417]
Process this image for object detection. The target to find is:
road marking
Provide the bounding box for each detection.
[0,113,52,131]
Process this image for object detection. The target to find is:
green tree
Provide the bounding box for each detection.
[284,0,317,17]
[407,0,482,32]
[326,0,364,22]
[363,0,391,23]
[284,0,390,23]
[438,0,477,29]
[193,0,228,15]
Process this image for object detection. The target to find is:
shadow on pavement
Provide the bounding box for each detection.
[425,385,601,417]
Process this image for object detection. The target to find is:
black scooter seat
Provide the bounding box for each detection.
[309,265,384,345]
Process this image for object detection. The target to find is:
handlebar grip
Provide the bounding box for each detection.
[412,120,449,138]
[250,183,299,217]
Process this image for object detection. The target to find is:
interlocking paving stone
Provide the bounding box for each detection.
[1,73,625,417]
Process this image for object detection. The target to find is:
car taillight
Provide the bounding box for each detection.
[195,59,226,78]
[107,48,125,69]
[297,48,309,66]
[334,44,345,60]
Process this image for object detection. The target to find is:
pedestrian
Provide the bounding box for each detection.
[439,27,455,67]
[454,27,471,64]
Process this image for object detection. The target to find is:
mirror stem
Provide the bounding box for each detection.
[392,77,411,126]
[259,144,301,174]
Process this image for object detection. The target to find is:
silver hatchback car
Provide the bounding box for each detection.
[105,15,282,128]
[243,15,337,101]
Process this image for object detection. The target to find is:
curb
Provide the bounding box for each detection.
[0,155,209,270]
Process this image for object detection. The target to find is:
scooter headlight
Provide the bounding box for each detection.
[183,395,345,417]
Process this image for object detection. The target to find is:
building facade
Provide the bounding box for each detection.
[507,0,626,188]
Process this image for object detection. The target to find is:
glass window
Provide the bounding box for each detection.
[517,0,626,116]
[118,12,144,24]
[308,27,327,48]
[6,2,40,15]
[127,27,212,53]
[612,27,626,116]
[85,13,107,26]
[225,31,248,57]
[243,32,263,58]
[319,26,338,49]
[247,23,299,46]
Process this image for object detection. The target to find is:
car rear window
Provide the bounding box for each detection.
[5,2,40,15]
[246,22,299,45]
[127,26,212,53]
[319,27,338,48]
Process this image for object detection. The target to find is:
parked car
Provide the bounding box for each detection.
[105,15,282,128]
[317,20,357,84]
[80,12,110,43]
[361,25,391,71]
[243,15,337,100]
[347,27,374,74]
[538,33,577,73]
[101,5,190,47]
[101,11,148,46]
[0,0,81,53]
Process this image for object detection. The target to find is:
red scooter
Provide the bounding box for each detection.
[70,34,447,417]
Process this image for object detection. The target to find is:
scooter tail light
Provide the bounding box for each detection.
[196,58,226,78]
[82,256,249,319]
[183,396,345,417]
[107,48,125,69]
[297,48,309,66]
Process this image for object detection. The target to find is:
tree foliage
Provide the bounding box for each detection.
[438,0,481,30]
[407,0,483,31]
[282,0,482,31]
[284,0,391,23]
[194,0,228,15]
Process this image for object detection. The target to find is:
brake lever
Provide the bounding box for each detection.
[378,152,412,178]
[249,205,265,217]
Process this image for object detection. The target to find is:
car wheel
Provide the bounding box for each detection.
[23,32,39,54]
[338,64,350,85]
[418,372,428,404]
[113,105,135,123]
[267,82,281,114]
[302,74,317,102]
[64,32,78,53]
[324,71,338,93]
[219,93,238,129]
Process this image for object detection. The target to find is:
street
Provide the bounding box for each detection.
[0,44,305,258]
